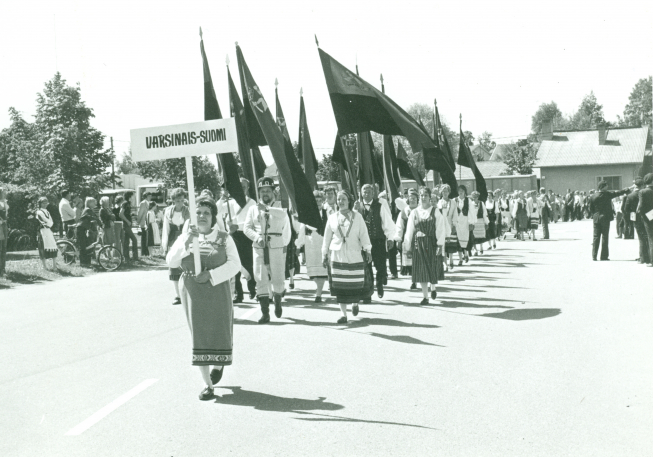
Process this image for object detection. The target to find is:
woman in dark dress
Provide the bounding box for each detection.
[162,188,191,305]
[77,197,99,267]
[404,187,446,305]
[485,191,498,250]
[166,197,241,401]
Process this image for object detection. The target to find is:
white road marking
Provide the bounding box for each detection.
[65,378,158,436]
[239,308,259,320]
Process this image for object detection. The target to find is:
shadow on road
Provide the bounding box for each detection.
[214,386,344,412]
[293,411,438,430]
[436,300,514,309]
[479,308,561,320]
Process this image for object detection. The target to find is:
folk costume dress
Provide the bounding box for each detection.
[437,198,458,256]
[36,209,58,260]
[454,196,477,251]
[527,197,542,230]
[322,211,373,304]
[296,206,332,281]
[404,206,446,284]
[470,200,489,245]
[512,199,529,232]
[147,209,161,246]
[166,225,241,366]
[394,206,413,275]
[486,199,498,240]
[161,205,191,281]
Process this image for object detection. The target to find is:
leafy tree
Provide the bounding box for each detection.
[501,139,538,175]
[115,149,140,175]
[622,76,652,127]
[478,131,495,155]
[568,91,605,129]
[315,153,341,182]
[531,101,569,133]
[0,73,111,197]
[138,156,221,197]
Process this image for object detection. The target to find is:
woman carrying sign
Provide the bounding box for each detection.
[166,196,241,401]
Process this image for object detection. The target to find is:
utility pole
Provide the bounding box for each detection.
[111,136,115,189]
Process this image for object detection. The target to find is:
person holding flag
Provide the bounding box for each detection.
[231,178,257,303]
[394,188,419,289]
[354,184,396,299]
[244,177,291,324]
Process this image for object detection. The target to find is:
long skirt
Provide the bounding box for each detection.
[529,216,539,230]
[411,236,439,284]
[328,249,373,303]
[305,231,327,279]
[181,272,233,366]
[436,254,445,281]
[38,228,58,259]
[399,243,412,275]
[487,220,497,240]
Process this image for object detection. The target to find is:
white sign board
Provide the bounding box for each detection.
[130,118,238,162]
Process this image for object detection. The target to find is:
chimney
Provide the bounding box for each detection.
[598,125,607,145]
[538,120,553,142]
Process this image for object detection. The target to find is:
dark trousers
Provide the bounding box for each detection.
[615,213,623,237]
[592,217,611,260]
[63,220,76,239]
[370,238,388,285]
[76,227,92,266]
[387,242,398,276]
[644,219,653,265]
[634,217,651,264]
[542,214,550,239]
[123,225,139,260]
[233,231,256,297]
[140,226,149,256]
[0,238,6,274]
[623,217,635,239]
[564,205,571,222]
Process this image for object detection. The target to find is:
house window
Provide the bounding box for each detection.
[596,176,621,190]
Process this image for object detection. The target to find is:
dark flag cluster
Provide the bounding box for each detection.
[458,115,488,202]
[200,33,247,207]
[433,101,459,198]
[332,134,359,200]
[236,45,323,233]
[297,91,319,190]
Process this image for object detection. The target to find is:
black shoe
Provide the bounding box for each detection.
[592,258,597,261]
[410,282,417,290]
[210,368,223,385]
[172,297,181,305]
[377,283,384,299]
[233,294,243,304]
[337,316,348,324]
[273,293,283,318]
[390,274,398,280]
[458,260,463,266]
[258,296,270,324]
[258,314,270,324]
[289,282,294,290]
[362,298,372,304]
[249,290,256,300]
[600,258,610,261]
[420,298,429,306]
[383,277,388,285]
[352,304,359,316]
[315,296,322,303]
[199,386,214,401]
[431,289,437,299]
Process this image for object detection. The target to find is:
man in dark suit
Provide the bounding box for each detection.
[636,173,653,267]
[627,178,650,264]
[588,180,632,261]
[564,189,574,222]
[622,184,639,240]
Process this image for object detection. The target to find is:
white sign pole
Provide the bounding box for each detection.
[185,156,202,275]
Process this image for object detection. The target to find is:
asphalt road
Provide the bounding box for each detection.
[1,220,651,457]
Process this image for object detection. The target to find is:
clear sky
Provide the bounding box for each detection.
[1,0,652,165]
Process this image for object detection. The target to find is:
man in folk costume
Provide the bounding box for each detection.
[244,177,291,323]
[354,183,396,299]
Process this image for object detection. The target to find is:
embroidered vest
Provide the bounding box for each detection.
[361,198,384,239]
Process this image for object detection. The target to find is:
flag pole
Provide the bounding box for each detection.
[185,156,202,275]
[459,113,463,181]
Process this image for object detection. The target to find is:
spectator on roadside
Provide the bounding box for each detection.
[588,180,632,261]
[99,196,116,246]
[72,195,84,222]
[112,196,125,253]
[539,188,552,239]
[35,196,58,271]
[636,173,653,267]
[136,192,151,257]
[120,191,139,262]
[59,190,77,239]
[631,178,650,264]
[162,188,191,305]
[0,187,8,276]
[613,195,624,239]
[147,201,161,247]
[623,182,639,240]
[77,197,99,267]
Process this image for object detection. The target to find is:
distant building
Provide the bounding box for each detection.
[536,125,650,193]
[488,143,515,162]
[427,162,537,194]
[469,144,492,161]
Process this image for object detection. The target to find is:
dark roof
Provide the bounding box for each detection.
[537,126,648,167]
[489,143,515,161]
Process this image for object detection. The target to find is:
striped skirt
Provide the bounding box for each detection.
[529,216,539,230]
[329,260,373,303]
[411,236,439,284]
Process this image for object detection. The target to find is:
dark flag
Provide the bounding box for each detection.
[318,48,443,161]
[332,134,359,200]
[433,102,459,197]
[458,116,487,201]
[200,33,246,207]
[228,68,267,200]
[236,44,322,231]
[357,131,376,186]
[382,135,401,202]
[396,141,425,186]
[297,91,319,190]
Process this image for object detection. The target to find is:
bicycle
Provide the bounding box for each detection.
[7,228,33,252]
[56,227,123,271]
